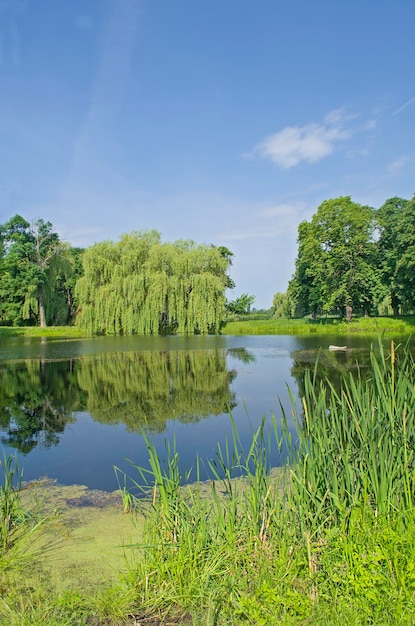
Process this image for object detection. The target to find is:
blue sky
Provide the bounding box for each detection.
[0,0,414,309]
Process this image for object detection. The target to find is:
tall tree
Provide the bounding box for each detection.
[0,215,71,327]
[289,197,383,319]
[272,291,294,318]
[75,231,233,335]
[376,196,415,314]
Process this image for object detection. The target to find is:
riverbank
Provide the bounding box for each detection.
[0,325,89,338]
[221,314,415,335]
[1,314,414,339]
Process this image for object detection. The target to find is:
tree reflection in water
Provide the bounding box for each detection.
[0,359,79,453]
[77,349,239,432]
[0,347,254,453]
[290,346,373,403]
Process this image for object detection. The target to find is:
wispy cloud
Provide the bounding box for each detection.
[250,110,352,169]
[392,96,415,117]
[62,0,141,205]
[362,119,376,131]
[218,202,301,241]
[219,227,285,242]
[388,155,409,175]
[256,202,302,219]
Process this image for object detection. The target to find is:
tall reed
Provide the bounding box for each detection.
[123,340,415,623]
[0,455,48,578]
[289,340,415,529]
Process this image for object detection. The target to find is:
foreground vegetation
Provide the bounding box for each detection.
[1,341,415,624]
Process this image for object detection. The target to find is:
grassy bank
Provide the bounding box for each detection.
[1,314,415,339]
[222,314,415,335]
[0,325,89,339]
[2,341,415,624]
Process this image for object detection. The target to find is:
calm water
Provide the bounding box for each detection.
[0,333,406,491]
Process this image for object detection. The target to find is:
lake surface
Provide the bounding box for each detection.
[0,333,407,491]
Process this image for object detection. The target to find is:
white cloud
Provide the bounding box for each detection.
[218,202,301,242]
[256,202,302,218]
[388,156,409,175]
[219,227,287,242]
[324,108,354,125]
[362,119,376,131]
[251,111,351,169]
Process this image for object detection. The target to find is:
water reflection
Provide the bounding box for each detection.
[1,335,408,490]
[0,359,79,453]
[0,348,252,452]
[77,350,239,432]
[289,346,373,399]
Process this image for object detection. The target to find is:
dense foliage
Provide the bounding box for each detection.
[226,292,255,315]
[76,231,232,334]
[287,195,415,318]
[0,215,82,327]
[2,194,414,331]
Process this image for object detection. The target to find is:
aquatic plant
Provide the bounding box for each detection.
[121,340,415,623]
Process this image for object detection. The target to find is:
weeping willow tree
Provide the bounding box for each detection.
[75,231,233,334]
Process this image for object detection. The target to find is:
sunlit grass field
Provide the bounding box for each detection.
[1,314,415,339]
[0,325,89,338]
[222,314,415,335]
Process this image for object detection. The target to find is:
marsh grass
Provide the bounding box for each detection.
[121,339,415,624]
[0,455,48,576]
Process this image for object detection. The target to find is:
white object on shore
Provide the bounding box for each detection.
[328,345,347,351]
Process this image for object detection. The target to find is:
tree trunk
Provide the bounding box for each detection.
[391,295,400,316]
[346,303,352,322]
[38,285,47,328]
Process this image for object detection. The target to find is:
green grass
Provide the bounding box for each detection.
[2,314,415,339]
[3,340,415,624]
[0,326,89,338]
[222,314,415,335]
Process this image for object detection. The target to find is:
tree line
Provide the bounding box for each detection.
[276,195,415,320]
[2,194,413,332]
[0,215,234,333]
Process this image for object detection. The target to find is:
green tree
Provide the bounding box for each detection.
[75,231,232,335]
[0,215,72,327]
[226,293,255,315]
[289,197,383,320]
[272,291,294,318]
[51,246,85,325]
[376,196,415,314]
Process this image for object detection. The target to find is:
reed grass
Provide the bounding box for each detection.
[0,455,48,577]
[121,339,415,624]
